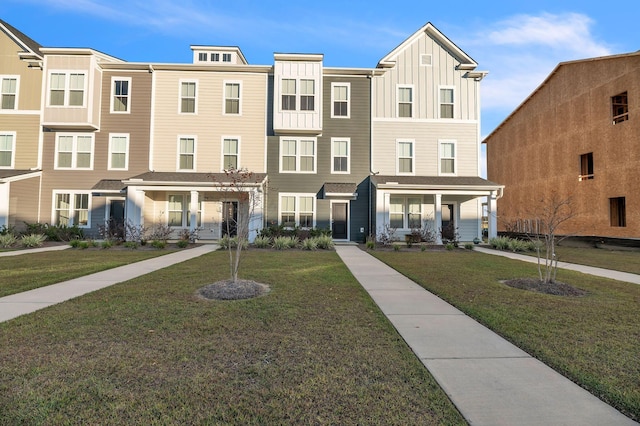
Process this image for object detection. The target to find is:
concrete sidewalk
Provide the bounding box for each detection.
[0,244,71,257]
[335,245,637,426]
[0,244,217,323]
[473,246,640,285]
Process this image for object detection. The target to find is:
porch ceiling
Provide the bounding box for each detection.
[123,171,268,187]
[371,175,503,192]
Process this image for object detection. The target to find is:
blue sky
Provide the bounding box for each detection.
[3,0,639,176]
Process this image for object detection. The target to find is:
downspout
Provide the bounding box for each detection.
[368,70,375,239]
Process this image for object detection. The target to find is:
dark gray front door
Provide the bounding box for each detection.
[441,204,455,240]
[332,203,348,240]
[109,199,125,240]
[222,201,238,237]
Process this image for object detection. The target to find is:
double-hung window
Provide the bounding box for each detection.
[439,141,456,175]
[167,194,202,227]
[53,192,90,227]
[390,196,422,229]
[300,79,315,111]
[282,79,296,111]
[331,138,350,173]
[49,72,86,107]
[55,134,94,169]
[1,77,18,110]
[222,137,239,169]
[398,86,413,118]
[440,87,454,119]
[0,133,15,168]
[111,77,131,113]
[331,83,349,118]
[224,82,241,114]
[108,134,129,170]
[279,194,315,228]
[180,81,197,113]
[178,137,196,170]
[397,140,414,174]
[280,138,316,173]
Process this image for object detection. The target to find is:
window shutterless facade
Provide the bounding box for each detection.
[55,134,94,170]
[1,76,18,110]
[397,86,413,118]
[48,71,86,107]
[282,79,296,111]
[390,196,422,229]
[108,134,129,170]
[222,137,239,169]
[331,138,350,173]
[300,79,315,111]
[439,141,456,175]
[612,92,628,124]
[280,137,316,173]
[579,153,594,181]
[168,194,202,228]
[397,140,414,175]
[224,82,241,115]
[279,194,315,228]
[53,192,90,227]
[178,137,196,170]
[439,87,454,119]
[180,81,197,113]
[331,82,350,118]
[0,132,15,168]
[609,197,626,227]
[111,77,131,113]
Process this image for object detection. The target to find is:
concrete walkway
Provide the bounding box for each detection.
[0,244,218,323]
[0,244,71,257]
[473,246,640,285]
[335,245,638,426]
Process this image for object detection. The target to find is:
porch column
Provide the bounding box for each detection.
[0,183,9,228]
[488,191,498,239]
[189,190,199,235]
[434,193,442,244]
[125,187,144,241]
[248,188,263,243]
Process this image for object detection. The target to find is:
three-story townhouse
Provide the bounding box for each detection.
[123,47,270,241]
[0,20,43,231]
[370,23,502,243]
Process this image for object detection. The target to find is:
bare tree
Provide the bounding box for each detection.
[525,192,576,284]
[213,168,264,283]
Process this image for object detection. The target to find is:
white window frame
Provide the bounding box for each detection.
[397,84,413,118]
[389,196,423,230]
[47,70,87,107]
[211,53,220,62]
[108,133,130,170]
[167,193,203,228]
[0,132,16,169]
[179,79,198,114]
[54,133,95,170]
[278,193,316,229]
[223,80,242,115]
[281,78,297,111]
[1,75,19,110]
[51,191,91,228]
[279,137,317,174]
[439,86,455,119]
[438,140,457,176]
[280,77,319,112]
[331,82,350,118]
[110,76,131,114]
[300,79,315,111]
[222,53,232,62]
[177,135,197,171]
[396,139,415,175]
[221,136,240,170]
[331,137,350,174]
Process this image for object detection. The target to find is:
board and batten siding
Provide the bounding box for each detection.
[372,121,479,176]
[372,32,480,121]
[152,70,268,173]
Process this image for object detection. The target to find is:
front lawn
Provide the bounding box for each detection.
[0,250,464,425]
[371,250,640,421]
[0,249,178,298]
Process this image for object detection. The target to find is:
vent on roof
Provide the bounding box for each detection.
[420,54,432,66]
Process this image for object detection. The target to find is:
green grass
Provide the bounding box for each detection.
[371,250,640,421]
[548,245,640,275]
[0,251,464,425]
[0,249,177,297]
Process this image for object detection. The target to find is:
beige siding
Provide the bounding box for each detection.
[0,34,42,110]
[152,70,268,173]
[373,32,479,121]
[372,121,478,176]
[0,115,40,169]
[9,176,40,229]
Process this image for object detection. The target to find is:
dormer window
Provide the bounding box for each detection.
[300,80,315,111]
[211,53,220,62]
[222,53,231,62]
[198,52,207,61]
[282,79,296,111]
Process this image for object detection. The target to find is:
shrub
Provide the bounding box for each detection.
[392,244,401,252]
[101,240,113,249]
[301,238,318,251]
[150,240,166,249]
[315,235,334,250]
[420,244,427,252]
[123,241,139,249]
[0,233,17,248]
[78,241,90,249]
[445,243,455,251]
[147,223,172,243]
[272,236,291,250]
[252,235,271,248]
[219,236,248,250]
[176,239,189,248]
[20,234,47,248]
[527,240,544,252]
[377,224,397,246]
[286,236,299,248]
[507,238,528,252]
[464,242,474,250]
[365,236,376,250]
[489,236,511,250]
[0,225,16,236]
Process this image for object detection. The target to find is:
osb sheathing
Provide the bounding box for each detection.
[486,53,640,238]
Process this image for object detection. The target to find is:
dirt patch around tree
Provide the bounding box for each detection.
[501,278,587,297]
[198,279,271,301]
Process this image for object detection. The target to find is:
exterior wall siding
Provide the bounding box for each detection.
[486,54,640,239]
[8,177,40,229]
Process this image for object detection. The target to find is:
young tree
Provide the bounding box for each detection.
[525,192,576,284]
[213,168,265,283]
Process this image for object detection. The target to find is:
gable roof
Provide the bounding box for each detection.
[377,22,477,70]
[0,19,42,59]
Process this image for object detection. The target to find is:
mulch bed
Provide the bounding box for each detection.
[502,277,587,297]
[198,279,271,300]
